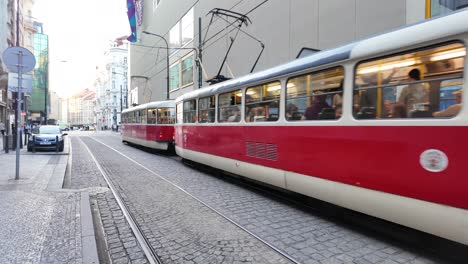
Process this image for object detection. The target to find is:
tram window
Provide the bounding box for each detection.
[176,103,183,124]
[140,110,147,124]
[354,42,465,119]
[158,107,175,124]
[136,111,140,123]
[147,108,157,124]
[199,96,216,123]
[245,81,280,122]
[183,100,197,123]
[286,67,344,121]
[218,90,241,123]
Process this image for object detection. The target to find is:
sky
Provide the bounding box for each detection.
[34,0,129,98]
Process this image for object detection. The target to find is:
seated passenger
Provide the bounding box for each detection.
[305,92,330,120]
[227,107,241,122]
[286,103,298,120]
[335,103,342,119]
[389,103,407,118]
[433,89,463,118]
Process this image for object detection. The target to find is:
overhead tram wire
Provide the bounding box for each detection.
[202,0,270,46]
[133,0,269,85]
[134,0,248,78]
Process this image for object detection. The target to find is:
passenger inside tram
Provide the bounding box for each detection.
[389,103,407,118]
[304,92,330,120]
[227,106,241,122]
[433,89,463,117]
[286,103,299,120]
[397,69,429,117]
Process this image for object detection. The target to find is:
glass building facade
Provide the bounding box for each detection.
[31,32,48,119]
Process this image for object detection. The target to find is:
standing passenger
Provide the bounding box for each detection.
[398,69,428,116]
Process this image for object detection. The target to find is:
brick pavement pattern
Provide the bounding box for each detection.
[87,133,452,264]
[81,136,293,264]
[70,136,150,263]
[0,149,83,264]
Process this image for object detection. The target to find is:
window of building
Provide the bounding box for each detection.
[218,90,241,123]
[170,64,180,91]
[245,82,280,122]
[181,8,194,46]
[147,108,157,124]
[198,96,216,123]
[158,107,175,124]
[169,22,181,49]
[170,53,194,91]
[354,42,465,119]
[183,100,197,123]
[181,54,194,86]
[169,7,194,52]
[287,67,344,121]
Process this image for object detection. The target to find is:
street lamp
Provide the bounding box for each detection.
[142,31,170,100]
[112,71,128,128]
[43,60,49,125]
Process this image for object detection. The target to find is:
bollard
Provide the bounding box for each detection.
[20,131,23,149]
[32,135,36,153]
[5,135,8,153]
[56,135,59,152]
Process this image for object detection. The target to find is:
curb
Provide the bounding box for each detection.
[81,191,100,264]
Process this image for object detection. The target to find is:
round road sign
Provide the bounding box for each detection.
[2,47,36,73]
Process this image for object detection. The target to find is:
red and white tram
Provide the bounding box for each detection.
[121,100,176,150]
[174,10,468,245]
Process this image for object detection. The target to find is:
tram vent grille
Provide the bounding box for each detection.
[246,141,277,161]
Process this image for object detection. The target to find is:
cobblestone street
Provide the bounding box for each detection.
[68,132,465,264]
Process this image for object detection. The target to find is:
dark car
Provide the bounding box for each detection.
[27,125,67,152]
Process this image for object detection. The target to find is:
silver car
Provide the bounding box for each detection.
[27,125,67,152]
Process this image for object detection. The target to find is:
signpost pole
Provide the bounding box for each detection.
[15,51,22,180]
[2,46,36,180]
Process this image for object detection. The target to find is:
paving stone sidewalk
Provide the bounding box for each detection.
[0,139,99,264]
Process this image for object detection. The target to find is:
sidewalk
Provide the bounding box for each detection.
[0,137,99,264]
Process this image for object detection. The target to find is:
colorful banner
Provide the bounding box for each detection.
[126,0,137,42]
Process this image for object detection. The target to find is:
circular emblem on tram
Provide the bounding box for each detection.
[419,149,448,172]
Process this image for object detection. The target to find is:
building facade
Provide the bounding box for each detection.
[67,89,95,127]
[95,44,128,130]
[30,23,49,124]
[0,0,40,131]
[129,0,467,103]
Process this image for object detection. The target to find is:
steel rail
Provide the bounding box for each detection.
[79,137,162,264]
[89,136,302,264]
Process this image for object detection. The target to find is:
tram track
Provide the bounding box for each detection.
[79,137,163,264]
[87,133,467,264]
[82,136,298,264]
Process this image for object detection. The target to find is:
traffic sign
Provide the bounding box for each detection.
[2,47,36,73]
[8,73,33,94]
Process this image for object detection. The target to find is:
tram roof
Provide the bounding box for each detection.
[176,8,468,102]
[122,100,175,114]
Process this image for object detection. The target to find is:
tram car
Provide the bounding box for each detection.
[121,100,176,150]
[174,9,468,246]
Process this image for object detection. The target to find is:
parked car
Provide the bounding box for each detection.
[27,125,67,152]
